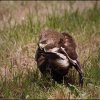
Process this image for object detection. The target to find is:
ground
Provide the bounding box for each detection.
[0,1,100,99]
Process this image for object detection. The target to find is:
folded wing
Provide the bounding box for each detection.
[60,32,78,60]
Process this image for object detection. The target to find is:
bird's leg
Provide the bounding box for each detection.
[60,47,84,87]
[73,60,84,87]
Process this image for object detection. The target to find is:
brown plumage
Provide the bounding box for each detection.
[35,29,83,86]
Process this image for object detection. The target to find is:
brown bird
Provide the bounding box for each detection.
[35,29,83,86]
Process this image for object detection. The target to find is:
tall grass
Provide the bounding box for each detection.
[0,6,100,99]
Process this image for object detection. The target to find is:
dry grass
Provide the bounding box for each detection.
[0,1,100,99]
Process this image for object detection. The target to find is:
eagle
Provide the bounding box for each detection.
[35,29,83,86]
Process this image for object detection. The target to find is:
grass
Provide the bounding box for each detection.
[0,3,100,99]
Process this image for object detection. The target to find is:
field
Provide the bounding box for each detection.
[0,1,100,99]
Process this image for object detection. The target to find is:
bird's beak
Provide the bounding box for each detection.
[39,43,45,48]
[38,43,47,52]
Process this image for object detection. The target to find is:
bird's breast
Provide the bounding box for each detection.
[48,51,70,68]
[55,58,69,68]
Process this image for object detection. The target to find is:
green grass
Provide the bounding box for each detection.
[0,6,100,99]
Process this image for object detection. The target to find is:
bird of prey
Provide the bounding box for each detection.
[35,29,83,86]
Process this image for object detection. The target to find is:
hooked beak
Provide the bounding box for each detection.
[38,43,47,52]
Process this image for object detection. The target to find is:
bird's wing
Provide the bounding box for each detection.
[60,32,78,60]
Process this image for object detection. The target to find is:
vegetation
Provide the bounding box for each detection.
[0,1,100,99]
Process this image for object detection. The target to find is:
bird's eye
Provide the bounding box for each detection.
[41,40,47,44]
